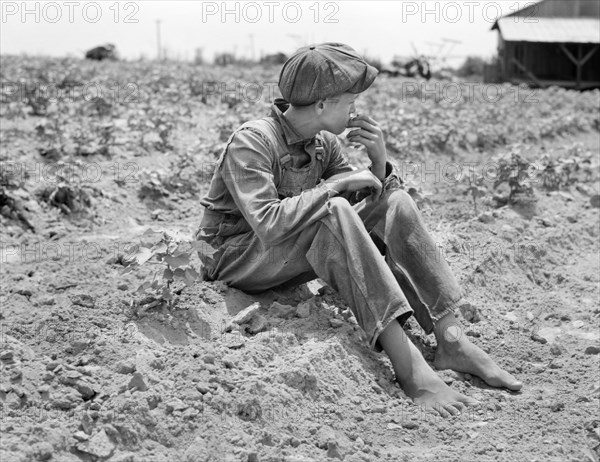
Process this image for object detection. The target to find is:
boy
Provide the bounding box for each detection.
[196,43,522,416]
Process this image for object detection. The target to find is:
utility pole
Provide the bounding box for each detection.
[248,34,255,61]
[156,20,162,60]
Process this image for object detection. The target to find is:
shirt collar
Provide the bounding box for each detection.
[270,98,317,146]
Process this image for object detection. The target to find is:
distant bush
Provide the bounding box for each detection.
[194,48,204,65]
[214,53,236,66]
[260,52,288,65]
[457,56,486,78]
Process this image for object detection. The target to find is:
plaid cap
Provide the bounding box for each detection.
[278,42,378,106]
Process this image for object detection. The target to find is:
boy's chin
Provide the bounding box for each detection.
[329,125,346,135]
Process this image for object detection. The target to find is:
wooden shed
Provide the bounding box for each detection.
[489,0,600,89]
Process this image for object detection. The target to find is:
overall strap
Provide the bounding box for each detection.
[235,116,326,171]
[263,116,326,166]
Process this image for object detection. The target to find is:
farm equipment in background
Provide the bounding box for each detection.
[380,54,433,80]
[85,44,118,61]
[381,39,462,80]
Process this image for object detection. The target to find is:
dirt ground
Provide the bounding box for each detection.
[0,57,599,462]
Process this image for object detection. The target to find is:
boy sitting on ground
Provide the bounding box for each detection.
[196,43,522,416]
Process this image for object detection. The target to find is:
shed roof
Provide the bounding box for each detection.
[494,17,600,43]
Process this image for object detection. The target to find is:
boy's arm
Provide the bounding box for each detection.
[322,133,356,179]
[220,129,338,246]
[323,133,403,200]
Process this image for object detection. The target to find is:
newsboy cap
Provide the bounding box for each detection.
[278,42,378,106]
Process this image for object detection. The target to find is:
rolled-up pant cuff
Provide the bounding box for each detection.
[429,296,465,329]
[369,305,414,353]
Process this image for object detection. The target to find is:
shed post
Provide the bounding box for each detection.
[577,44,582,90]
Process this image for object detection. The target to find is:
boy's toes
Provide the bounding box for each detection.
[444,403,462,416]
[504,378,523,391]
[431,403,452,418]
[485,372,523,391]
[458,394,480,407]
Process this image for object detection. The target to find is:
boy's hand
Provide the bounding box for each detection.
[346,115,387,180]
[326,169,382,198]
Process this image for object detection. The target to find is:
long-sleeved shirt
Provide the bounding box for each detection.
[198,98,399,247]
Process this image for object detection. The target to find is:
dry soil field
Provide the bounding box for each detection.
[0,56,599,462]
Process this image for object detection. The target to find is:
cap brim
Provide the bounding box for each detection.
[346,63,379,94]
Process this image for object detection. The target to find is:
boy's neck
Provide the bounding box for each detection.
[283,105,321,140]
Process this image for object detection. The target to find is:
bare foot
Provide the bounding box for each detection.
[402,348,480,418]
[434,317,523,391]
[377,319,479,417]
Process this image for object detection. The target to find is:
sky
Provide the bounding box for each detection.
[0,0,539,66]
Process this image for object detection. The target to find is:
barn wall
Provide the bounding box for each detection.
[501,40,600,86]
[521,43,572,80]
[582,45,600,80]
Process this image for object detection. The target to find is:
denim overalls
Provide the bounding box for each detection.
[196,103,464,351]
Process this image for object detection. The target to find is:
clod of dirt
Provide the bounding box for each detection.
[246,314,269,335]
[330,318,345,328]
[128,372,148,391]
[478,211,494,223]
[69,293,95,308]
[531,332,548,344]
[590,195,600,208]
[231,302,261,325]
[327,441,344,460]
[584,346,600,355]
[51,390,82,409]
[78,382,96,400]
[28,442,53,461]
[402,421,420,430]
[0,350,14,361]
[459,303,481,323]
[73,431,89,442]
[196,383,210,394]
[165,398,188,413]
[550,402,565,412]
[15,287,33,297]
[296,298,316,318]
[76,429,116,459]
[269,301,296,319]
[550,343,563,356]
[5,392,21,409]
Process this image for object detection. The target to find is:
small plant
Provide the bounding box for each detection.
[122,229,201,315]
[24,83,49,116]
[0,188,35,231]
[150,110,174,152]
[35,115,68,159]
[540,145,595,190]
[137,170,171,208]
[403,181,432,211]
[463,173,488,215]
[89,96,112,117]
[35,161,95,216]
[37,178,92,215]
[492,149,537,205]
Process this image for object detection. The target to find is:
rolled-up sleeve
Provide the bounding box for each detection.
[220,129,335,245]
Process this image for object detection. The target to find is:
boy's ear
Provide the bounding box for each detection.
[315,99,326,111]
